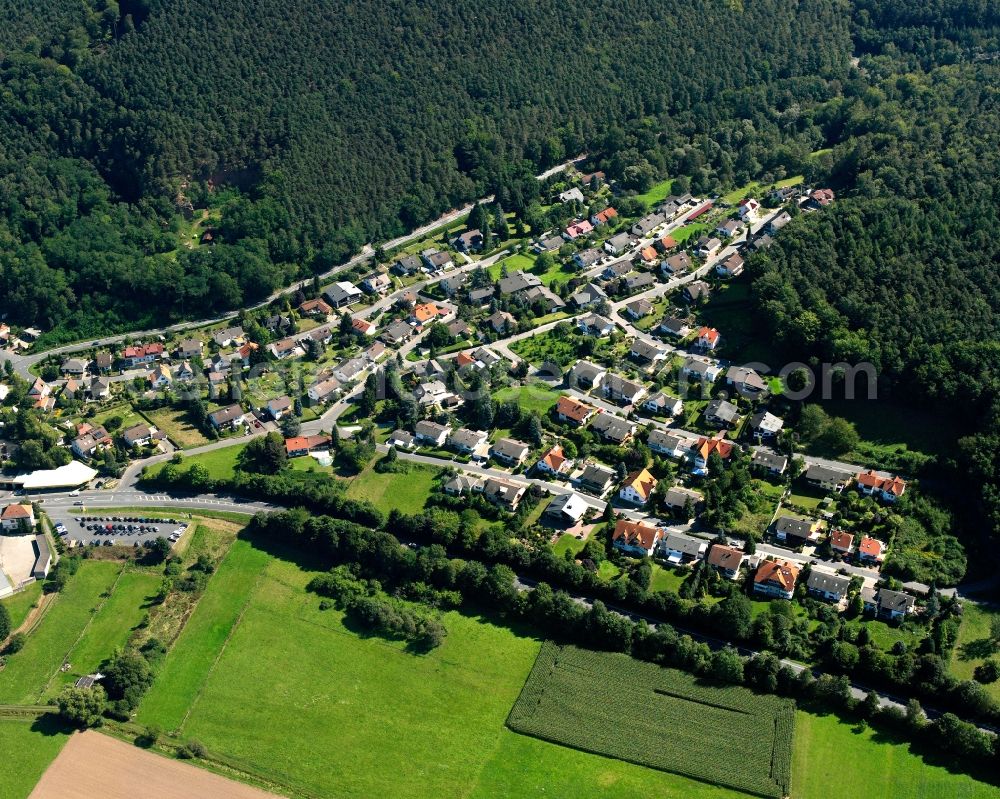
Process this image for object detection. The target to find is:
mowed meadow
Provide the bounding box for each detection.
[130,534,1000,799]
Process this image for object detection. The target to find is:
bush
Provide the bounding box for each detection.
[177,739,207,759]
[3,632,26,655]
[56,685,106,728]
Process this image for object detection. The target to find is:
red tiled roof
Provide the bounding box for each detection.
[858,536,884,557]
[556,396,595,423]
[755,560,799,590]
[284,434,331,454]
[540,446,568,472]
[697,326,720,344]
[1,503,32,520]
[696,433,733,461]
[613,520,660,550]
[830,530,854,551]
[708,545,744,570]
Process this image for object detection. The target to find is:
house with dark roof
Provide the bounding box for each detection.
[749,411,783,441]
[704,399,740,428]
[662,252,692,275]
[807,571,851,602]
[602,374,646,405]
[864,587,915,620]
[568,360,606,390]
[773,516,821,546]
[590,413,635,445]
[661,533,707,565]
[482,477,528,511]
[490,437,530,466]
[751,448,788,476]
[208,404,245,431]
[577,462,616,496]
[804,464,852,493]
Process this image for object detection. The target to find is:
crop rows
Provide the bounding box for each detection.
[508,643,794,798]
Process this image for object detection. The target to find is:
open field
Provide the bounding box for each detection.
[507,642,794,798]
[2,580,43,630]
[493,383,563,414]
[142,407,211,449]
[344,462,439,515]
[791,711,1000,799]
[0,719,71,799]
[0,561,123,704]
[633,177,675,208]
[950,602,1000,702]
[721,175,803,205]
[28,730,283,799]
[152,444,248,482]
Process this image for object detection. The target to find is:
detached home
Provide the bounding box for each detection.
[754,560,800,600]
[707,545,745,580]
[807,571,851,602]
[490,437,530,466]
[612,519,661,557]
[415,420,450,447]
[619,468,657,506]
[208,405,245,431]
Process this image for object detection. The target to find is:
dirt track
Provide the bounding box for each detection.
[29,731,285,799]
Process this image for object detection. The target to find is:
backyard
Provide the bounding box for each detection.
[142,406,211,449]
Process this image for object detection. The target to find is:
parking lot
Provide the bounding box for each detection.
[50,513,190,550]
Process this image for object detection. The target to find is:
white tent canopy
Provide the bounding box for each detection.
[12,461,97,490]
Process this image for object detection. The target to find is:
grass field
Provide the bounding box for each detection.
[344,462,439,515]
[950,603,1000,702]
[2,580,42,630]
[0,561,123,704]
[0,719,71,799]
[142,406,211,449]
[508,642,794,797]
[493,383,563,414]
[792,711,1000,799]
[150,443,247,481]
[634,177,675,208]
[721,176,803,206]
[552,533,586,558]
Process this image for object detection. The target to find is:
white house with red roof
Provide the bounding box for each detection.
[857,535,886,564]
[696,327,720,351]
[612,519,662,557]
[738,198,761,221]
[856,470,906,502]
[1,503,35,532]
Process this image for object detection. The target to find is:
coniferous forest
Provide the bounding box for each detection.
[0,0,998,535]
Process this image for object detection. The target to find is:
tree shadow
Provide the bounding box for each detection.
[29,712,76,737]
[957,637,997,661]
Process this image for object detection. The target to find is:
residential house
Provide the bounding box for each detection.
[263,313,293,334]
[387,430,417,451]
[576,314,615,336]
[768,211,793,235]
[809,188,835,208]
[681,357,722,383]
[864,588,915,621]
[564,220,594,240]
[482,477,528,512]
[857,536,885,565]
[122,424,163,449]
[773,516,822,546]
[545,492,589,525]
[590,207,618,226]
[443,474,484,496]
[696,327,720,351]
[269,336,302,360]
[467,287,495,307]
[177,338,203,359]
[602,374,646,405]
[769,186,798,205]
[266,396,293,420]
[663,486,703,519]
[727,366,768,396]
[708,545,745,580]
[121,343,164,368]
[807,571,851,603]
[411,302,447,326]
[704,399,740,428]
[579,170,605,185]
[619,468,657,505]
[1,503,36,533]
[147,364,172,388]
[71,425,112,459]
[573,248,603,269]
[696,237,722,258]
[638,246,658,264]
[361,272,392,294]
[716,253,745,278]
[662,252,692,275]
[285,434,332,458]
[307,377,341,404]
[691,433,735,474]
[577,462,616,496]
[590,413,635,445]
[751,233,775,252]
[380,321,414,346]
[536,445,572,476]
[555,395,597,426]
[570,282,607,309]
[523,285,566,312]
[754,560,800,600]
[623,272,655,292]
[298,298,333,317]
[208,405,245,431]
[448,428,489,455]
[643,391,683,417]
[212,327,245,348]
[604,232,632,255]
[682,280,711,304]
[61,357,89,376]
[738,198,761,221]
[87,377,110,401]
[856,470,907,502]
[612,519,662,557]
[392,254,423,276]
[804,464,852,493]
[452,229,484,252]
[829,529,855,557]
[751,448,788,476]
[631,213,666,237]
[93,352,112,373]
[490,437,530,467]
[648,430,690,458]
[629,339,667,368]
[716,219,741,238]
[363,341,386,362]
[412,358,448,383]
[421,249,454,272]
[323,281,364,308]
[446,319,471,339]
[625,298,654,319]
[486,310,516,334]
[533,234,565,253]
[413,420,450,447]
[559,187,584,204]
[749,411,783,441]
[413,380,450,407]
[654,235,678,253]
[568,360,606,391]
[352,318,377,337]
[602,259,633,280]
[657,316,692,338]
[662,534,707,565]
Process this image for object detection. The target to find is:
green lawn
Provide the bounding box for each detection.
[167,443,247,481]
[142,406,211,449]
[672,222,710,244]
[552,533,586,559]
[489,252,536,280]
[493,383,563,414]
[46,570,161,698]
[0,718,72,799]
[650,564,688,593]
[792,711,1000,799]
[633,177,675,208]
[950,603,1000,702]
[721,176,804,205]
[1,581,42,630]
[137,539,270,731]
[344,462,439,515]
[0,561,123,704]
